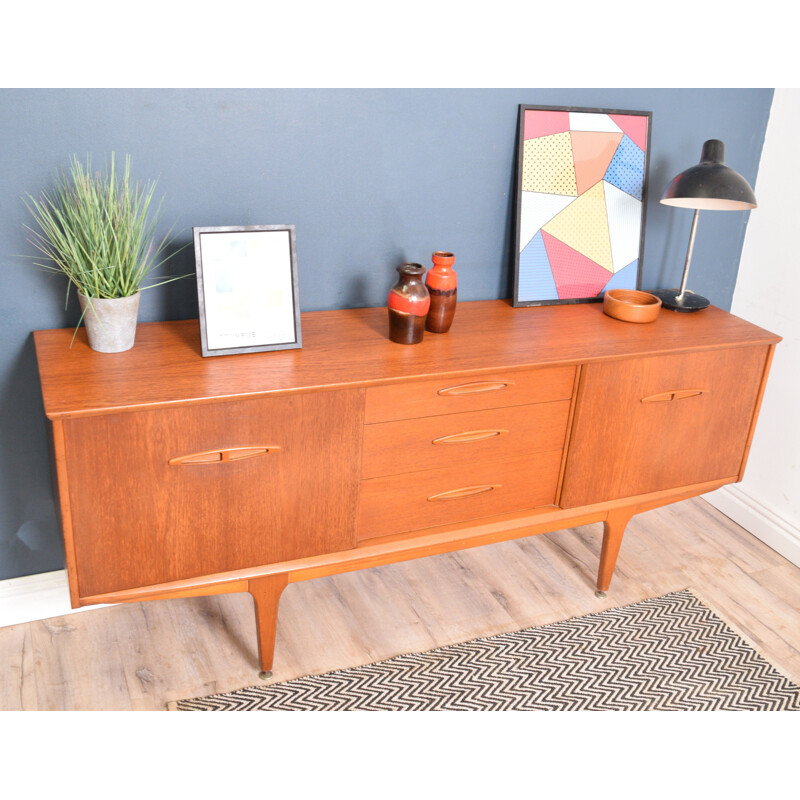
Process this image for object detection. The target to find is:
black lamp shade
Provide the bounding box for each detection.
[661,139,757,211]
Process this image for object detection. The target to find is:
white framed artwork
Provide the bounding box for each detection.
[193,225,302,357]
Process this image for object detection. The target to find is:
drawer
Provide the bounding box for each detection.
[362,400,570,479]
[357,450,563,540]
[364,365,576,423]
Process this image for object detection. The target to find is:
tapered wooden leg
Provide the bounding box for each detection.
[248,574,289,678]
[596,508,634,594]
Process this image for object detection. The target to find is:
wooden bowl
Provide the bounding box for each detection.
[603,289,662,323]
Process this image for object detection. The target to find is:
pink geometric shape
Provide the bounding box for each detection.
[571,131,623,195]
[542,231,613,299]
[524,110,570,140]
[608,114,648,152]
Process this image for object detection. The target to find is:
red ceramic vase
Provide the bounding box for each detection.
[425,251,457,333]
[387,263,430,344]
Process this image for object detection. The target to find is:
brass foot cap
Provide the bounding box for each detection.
[259,670,273,681]
[595,590,607,598]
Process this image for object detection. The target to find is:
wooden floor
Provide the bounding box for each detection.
[2,496,799,710]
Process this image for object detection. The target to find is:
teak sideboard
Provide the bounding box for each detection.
[33,300,780,676]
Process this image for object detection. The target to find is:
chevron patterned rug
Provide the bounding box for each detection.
[168,589,800,710]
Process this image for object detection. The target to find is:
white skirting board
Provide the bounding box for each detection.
[703,485,800,568]
[0,570,114,629]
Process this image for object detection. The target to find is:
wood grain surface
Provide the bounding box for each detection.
[33,300,780,420]
[74,477,731,604]
[363,364,575,423]
[62,389,364,597]
[361,400,570,478]
[560,345,770,507]
[357,450,563,539]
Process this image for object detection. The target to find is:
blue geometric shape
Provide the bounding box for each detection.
[517,230,557,301]
[598,260,638,295]
[605,136,645,200]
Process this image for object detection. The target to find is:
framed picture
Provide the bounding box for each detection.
[512,105,652,307]
[193,225,302,357]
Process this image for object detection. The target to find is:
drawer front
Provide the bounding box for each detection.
[364,365,576,424]
[560,346,769,507]
[362,400,570,479]
[358,450,563,540]
[62,390,364,597]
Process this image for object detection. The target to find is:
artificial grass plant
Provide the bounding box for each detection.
[24,153,185,301]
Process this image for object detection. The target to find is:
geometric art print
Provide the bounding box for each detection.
[513,105,652,306]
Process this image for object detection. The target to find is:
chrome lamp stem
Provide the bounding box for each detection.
[676,209,701,304]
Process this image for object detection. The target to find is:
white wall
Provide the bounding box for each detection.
[704,88,800,566]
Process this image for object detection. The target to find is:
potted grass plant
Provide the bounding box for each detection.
[25,153,184,352]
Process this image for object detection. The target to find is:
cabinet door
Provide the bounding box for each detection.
[62,390,363,597]
[560,346,769,507]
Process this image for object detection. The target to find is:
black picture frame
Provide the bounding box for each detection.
[193,224,302,357]
[512,105,652,307]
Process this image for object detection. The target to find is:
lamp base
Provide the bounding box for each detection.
[649,289,710,312]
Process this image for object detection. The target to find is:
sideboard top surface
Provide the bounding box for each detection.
[33,300,780,419]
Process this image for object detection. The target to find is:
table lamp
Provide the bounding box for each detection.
[652,139,757,311]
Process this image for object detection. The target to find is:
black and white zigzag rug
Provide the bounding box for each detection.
[168,590,800,711]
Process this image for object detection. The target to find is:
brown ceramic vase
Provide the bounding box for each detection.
[425,251,457,333]
[387,263,430,344]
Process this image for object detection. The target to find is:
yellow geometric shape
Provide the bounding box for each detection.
[541,181,614,271]
[521,132,578,196]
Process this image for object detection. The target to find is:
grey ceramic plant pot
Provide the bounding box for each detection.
[77,292,141,353]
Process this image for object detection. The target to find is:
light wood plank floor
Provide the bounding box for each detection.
[2,497,799,710]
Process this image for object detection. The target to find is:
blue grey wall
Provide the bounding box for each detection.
[0,88,774,581]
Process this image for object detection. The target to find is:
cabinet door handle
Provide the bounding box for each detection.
[641,389,708,403]
[169,446,281,466]
[438,381,512,396]
[427,484,500,501]
[432,429,508,445]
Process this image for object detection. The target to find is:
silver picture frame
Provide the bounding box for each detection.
[193,224,302,357]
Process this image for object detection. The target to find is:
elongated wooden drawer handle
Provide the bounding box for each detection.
[432,429,508,445]
[427,484,500,501]
[641,389,708,403]
[168,446,281,466]
[438,381,512,396]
